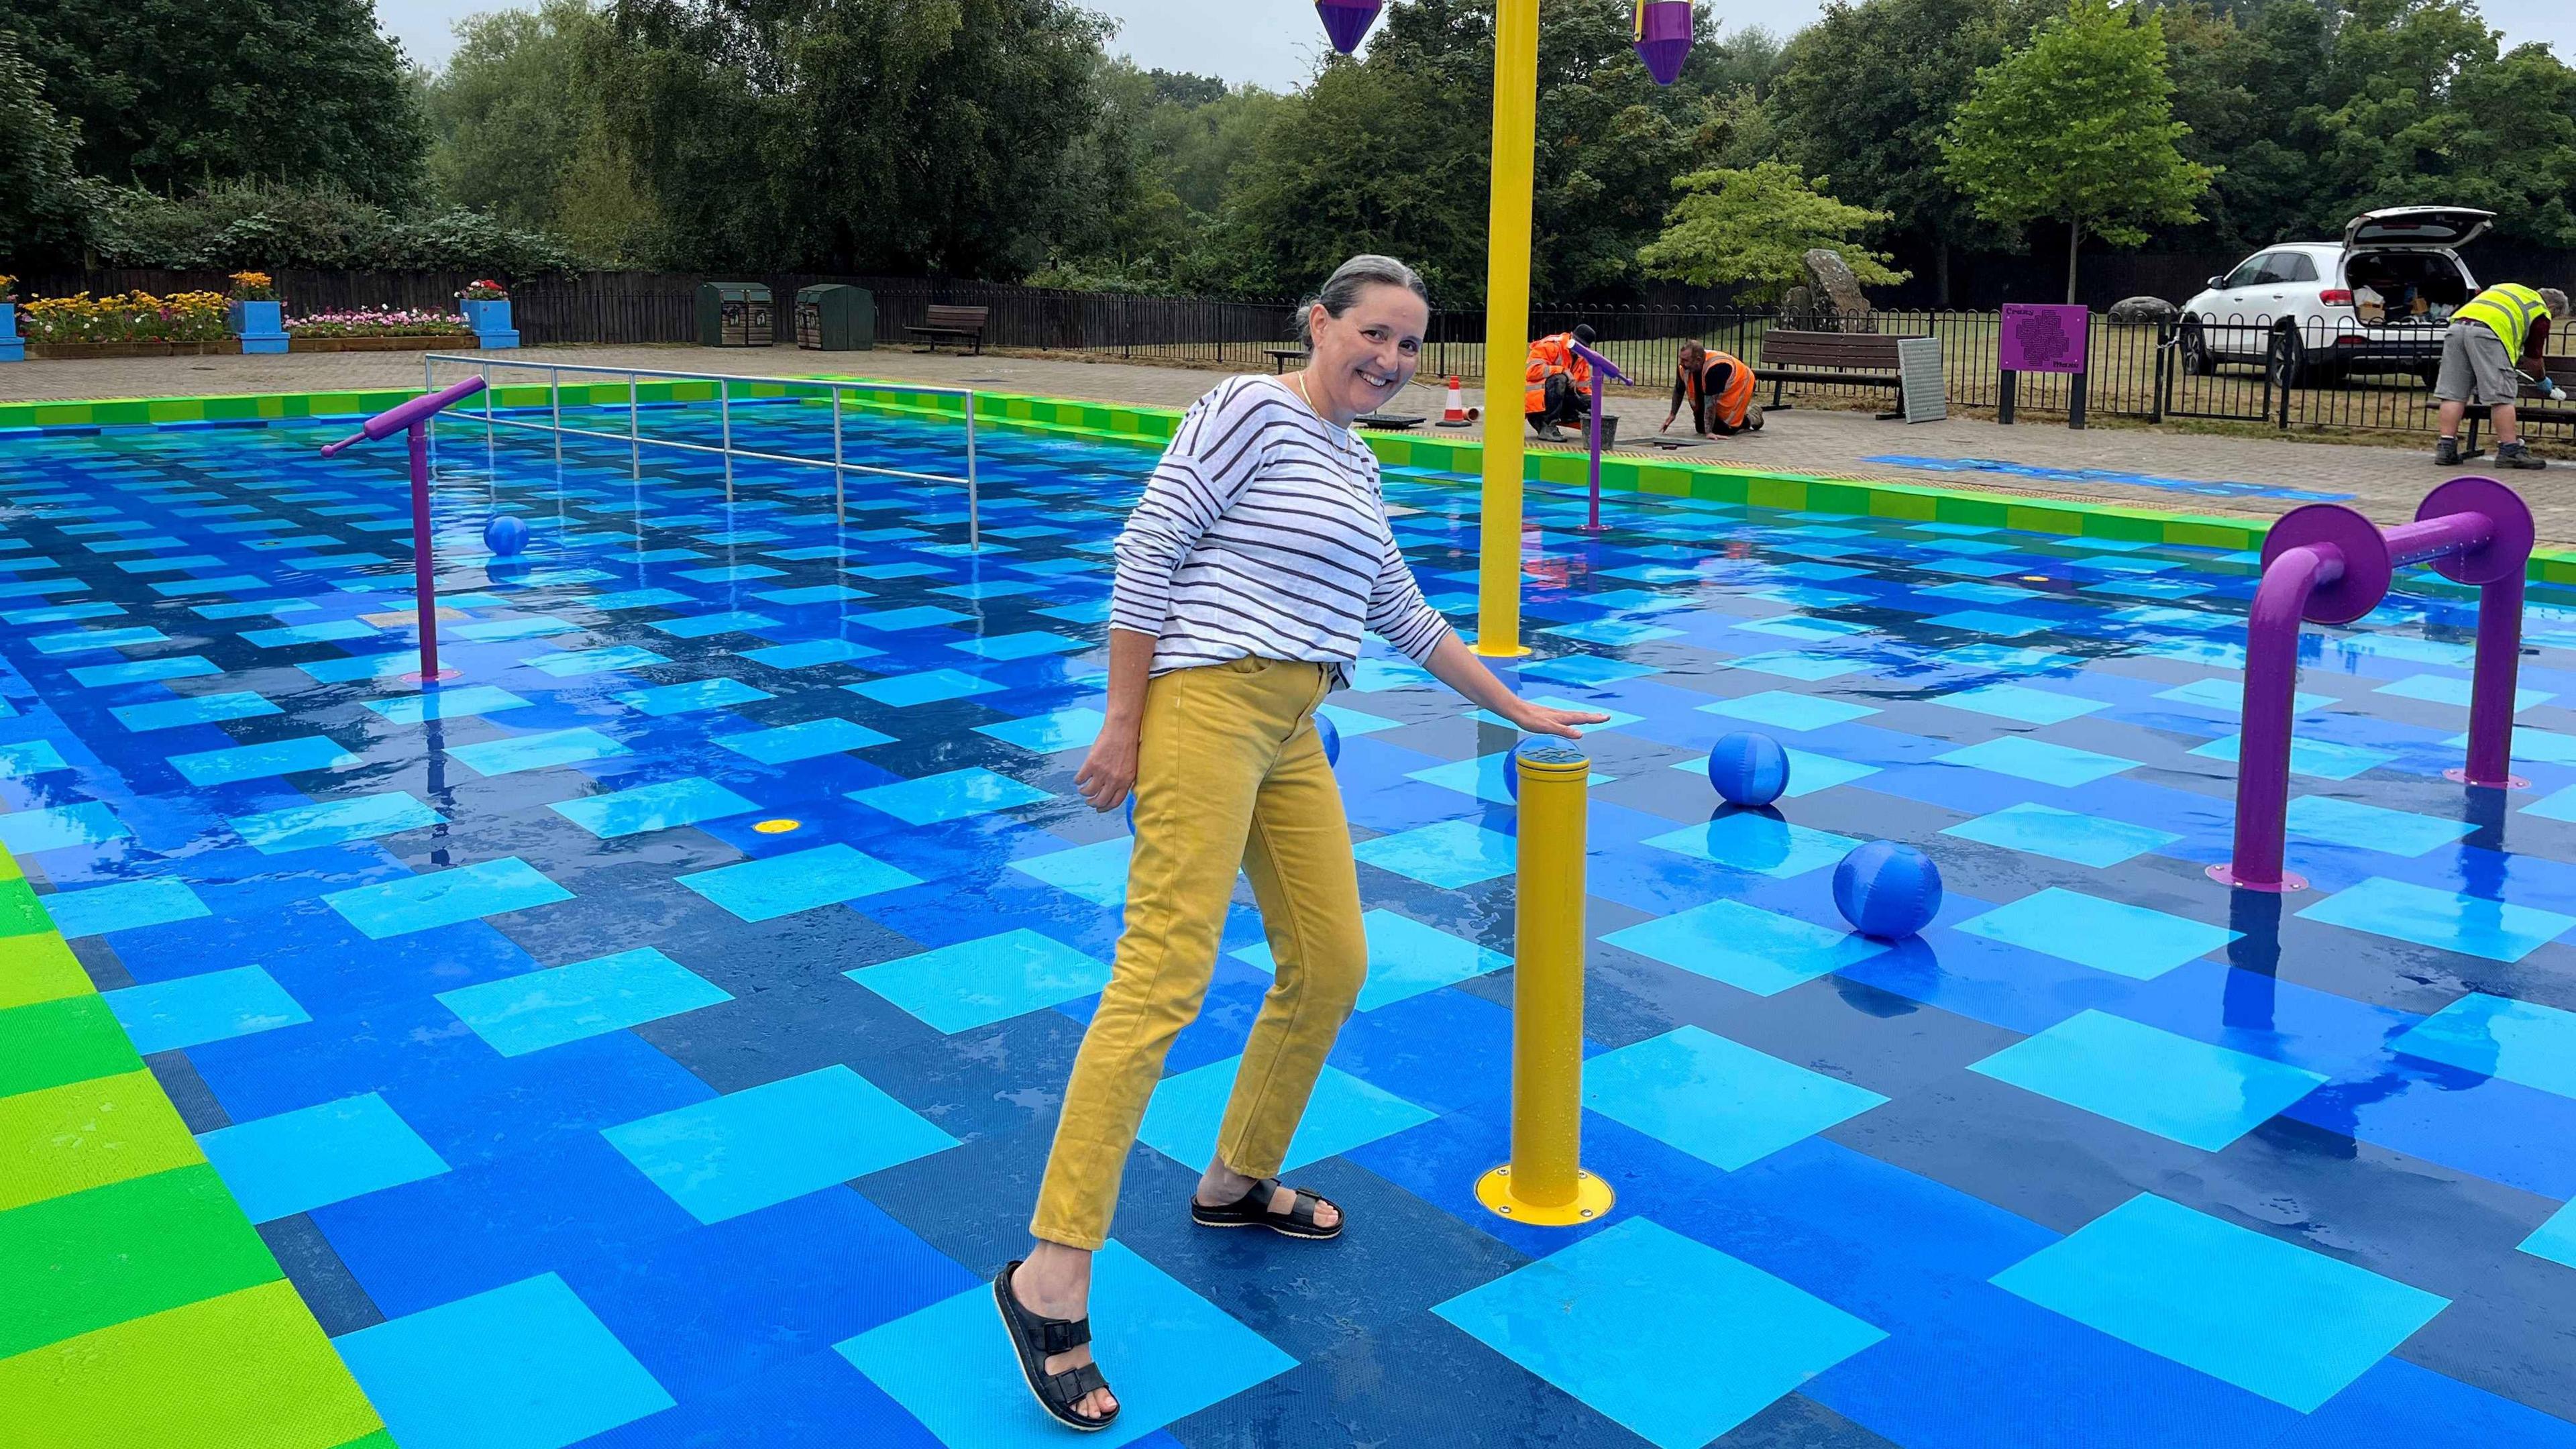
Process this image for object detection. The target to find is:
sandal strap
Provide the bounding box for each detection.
[1036,1316,1090,1355]
[1239,1178,1332,1228]
[1044,1360,1110,1404]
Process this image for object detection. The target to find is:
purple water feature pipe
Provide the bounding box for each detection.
[2215,476,2533,892]
[320,375,490,684]
[1634,1,1694,85]
[1568,339,1627,534]
[1316,0,1382,54]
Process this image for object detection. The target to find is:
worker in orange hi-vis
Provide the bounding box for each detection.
[1662,340,1764,438]
[1523,323,1596,440]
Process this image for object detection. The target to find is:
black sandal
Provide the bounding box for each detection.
[1189,1177,1343,1240]
[993,1260,1119,1433]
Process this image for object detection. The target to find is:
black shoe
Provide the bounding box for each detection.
[2499,443,2546,470]
[2434,437,2460,466]
[994,1262,1118,1432]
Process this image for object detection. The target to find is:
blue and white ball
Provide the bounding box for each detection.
[1706,731,1790,806]
[484,513,529,557]
[1833,841,1943,939]
[1316,710,1341,767]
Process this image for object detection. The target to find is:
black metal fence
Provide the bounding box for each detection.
[21,268,2566,443]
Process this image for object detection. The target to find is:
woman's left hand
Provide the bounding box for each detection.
[1504,700,1610,739]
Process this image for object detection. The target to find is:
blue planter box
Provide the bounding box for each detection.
[229,299,288,356]
[0,303,20,364]
[461,298,519,350]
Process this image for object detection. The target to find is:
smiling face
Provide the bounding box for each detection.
[1303,284,1429,426]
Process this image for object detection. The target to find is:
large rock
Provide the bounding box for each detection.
[1802,248,1877,333]
[2107,294,2178,326]
[1779,285,1816,329]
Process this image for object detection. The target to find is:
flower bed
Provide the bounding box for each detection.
[287,307,474,339]
[285,307,476,352]
[21,291,230,354]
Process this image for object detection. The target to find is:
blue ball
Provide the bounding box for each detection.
[484,514,528,557]
[1315,710,1340,767]
[1706,731,1790,806]
[1125,794,1136,833]
[1833,841,1943,940]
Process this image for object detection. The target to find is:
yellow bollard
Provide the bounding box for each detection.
[1472,0,1540,659]
[1475,740,1614,1226]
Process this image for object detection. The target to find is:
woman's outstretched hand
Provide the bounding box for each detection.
[1075,721,1140,811]
[1503,699,1610,740]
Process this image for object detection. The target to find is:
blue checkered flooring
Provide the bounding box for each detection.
[5,396,2576,1447]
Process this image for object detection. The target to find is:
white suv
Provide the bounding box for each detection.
[2176,205,2493,386]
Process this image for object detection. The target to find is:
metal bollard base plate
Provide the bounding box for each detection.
[1472,1165,1615,1226]
[2206,862,2308,893]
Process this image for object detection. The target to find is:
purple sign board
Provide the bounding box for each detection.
[2000,303,2090,374]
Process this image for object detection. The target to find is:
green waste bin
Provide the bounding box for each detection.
[696,282,773,347]
[795,284,874,351]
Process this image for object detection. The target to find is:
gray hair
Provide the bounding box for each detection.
[1294,254,1429,348]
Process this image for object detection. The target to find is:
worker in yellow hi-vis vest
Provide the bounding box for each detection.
[2436,282,2561,470]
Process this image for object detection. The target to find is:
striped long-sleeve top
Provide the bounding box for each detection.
[1110,375,1450,683]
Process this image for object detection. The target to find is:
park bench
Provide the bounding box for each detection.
[1267,347,1307,373]
[1756,329,1922,419]
[2442,354,2576,459]
[906,305,991,355]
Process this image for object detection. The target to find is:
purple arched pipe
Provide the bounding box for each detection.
[319,375,490,684]
[2214,477,2532,892]
[1569,339,1627,534]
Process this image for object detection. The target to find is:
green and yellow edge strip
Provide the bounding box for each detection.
[5,376,2571,586]
[0,839,390,1449]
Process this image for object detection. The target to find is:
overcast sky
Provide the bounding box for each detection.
[381,0,2572,85]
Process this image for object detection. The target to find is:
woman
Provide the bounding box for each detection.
[994,255,1606,1432]
[1662,339,1763,437]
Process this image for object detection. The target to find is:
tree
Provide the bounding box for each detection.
[1941,0,2214,301]
[602,0,1117,275]
[0,31,89,265]
[0,0,427,205]
[1769,0,2051,303]
[426,0,660,263]
[1638,162,1907,299]
[1208,0,1740,303]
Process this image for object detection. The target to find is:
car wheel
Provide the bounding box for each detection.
[2271,327,2311,388]
[2179,320,2214,376]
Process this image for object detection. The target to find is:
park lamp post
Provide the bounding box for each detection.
[1317,1,1690,656]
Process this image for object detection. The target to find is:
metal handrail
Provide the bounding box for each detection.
[421,353,981,548]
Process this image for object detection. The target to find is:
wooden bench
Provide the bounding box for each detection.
[1267,347,1305,374]
[906,305,991,355]
[2443,354,2576,458]
[1757,329,1920,419]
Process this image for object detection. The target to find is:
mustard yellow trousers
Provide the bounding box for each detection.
[1030,657,1367,1250]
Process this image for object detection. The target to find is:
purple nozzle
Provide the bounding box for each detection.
[1568,339,1628,385]
[1316,0,1382,54]
[320,375,488,457]
[1635,1,1692,85]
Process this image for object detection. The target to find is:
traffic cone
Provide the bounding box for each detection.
[1436,376,1477,427]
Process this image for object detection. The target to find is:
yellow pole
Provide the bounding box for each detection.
[1472,0,1540,659]
[1475,741,1613,1226]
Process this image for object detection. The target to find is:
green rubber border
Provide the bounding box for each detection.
[0,843,389,1449]
[9,378,2574,586]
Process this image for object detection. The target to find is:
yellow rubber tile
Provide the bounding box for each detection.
[0,1279,384,1449]
[0,930,93,1012]
[0,1070,204,1214]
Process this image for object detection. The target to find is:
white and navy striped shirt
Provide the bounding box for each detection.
[1112,375,1450,682]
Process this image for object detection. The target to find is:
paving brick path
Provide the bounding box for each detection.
[5,342,2561,544]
